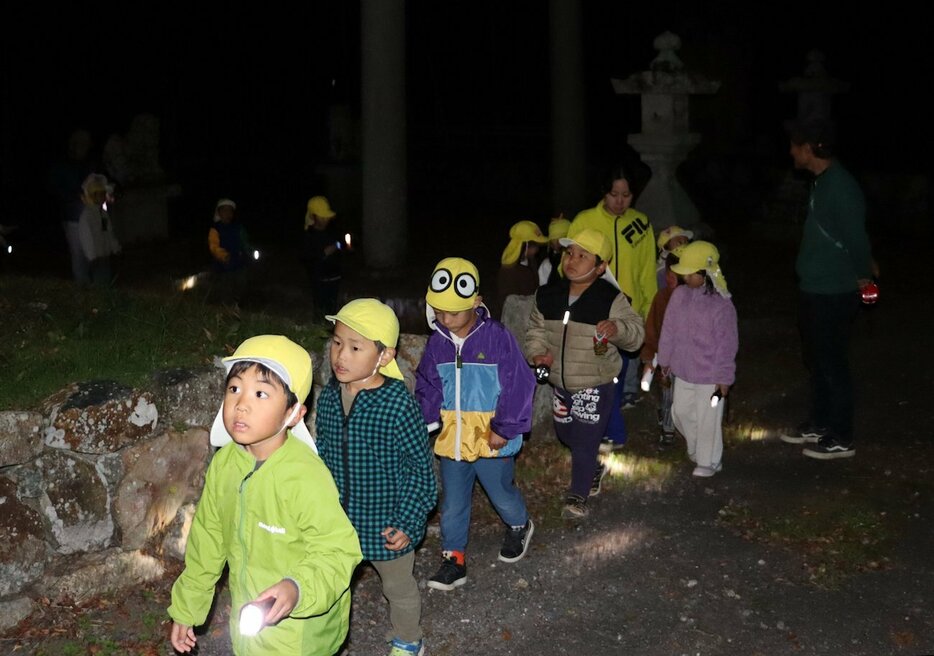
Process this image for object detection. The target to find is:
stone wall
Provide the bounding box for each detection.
[0,302,554,632]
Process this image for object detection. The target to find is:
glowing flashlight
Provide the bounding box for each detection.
[253,250,260,261]
[240,598,275,636]
[710,390,723,408]
[5,245,11,255]
[179,275,198,291]
[640,368,654,392]
[640,355,658,392]
[344,233,352,248]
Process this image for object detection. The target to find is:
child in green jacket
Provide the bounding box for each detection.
[168,335,362,655]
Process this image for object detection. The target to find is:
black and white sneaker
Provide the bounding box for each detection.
[498,519,534,563]
[427,552,467,590]
[780,422,827,444]
[589,463,608,497]
[803,436,855,460]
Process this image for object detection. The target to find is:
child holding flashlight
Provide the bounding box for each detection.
[657,241,738,477]
[168,335,362,655]
[301,195,344,318]
[525,229,644,519]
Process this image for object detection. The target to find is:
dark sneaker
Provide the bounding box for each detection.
[589,463,608,497]
[621,393,640,410]
[427,552,467,591]
[562,494,588,519]
[658,431,676,448]
[598,438,625,454]
[780,422,827,444]
[803,436,855,460]
[498,519,534,563]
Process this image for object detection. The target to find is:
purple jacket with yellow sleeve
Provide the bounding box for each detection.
[415,305,535,462]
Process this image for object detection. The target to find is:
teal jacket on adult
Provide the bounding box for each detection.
[168,434,362,655]
[316,377,438,561]
[795,161,872,294]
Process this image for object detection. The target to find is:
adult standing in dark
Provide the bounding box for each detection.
[779,117,873,460]
[48,129,97,284]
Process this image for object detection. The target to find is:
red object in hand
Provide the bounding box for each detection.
[861,281,880,305]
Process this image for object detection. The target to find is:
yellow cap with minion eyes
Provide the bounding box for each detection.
[426,257,479,312]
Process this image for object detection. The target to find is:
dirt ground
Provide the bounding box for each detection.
[4,225,933,655]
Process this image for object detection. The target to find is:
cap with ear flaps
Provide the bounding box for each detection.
[501,220,548,265]
[210,335,316,452]
[670,240,730,298]
[326,298,404,380]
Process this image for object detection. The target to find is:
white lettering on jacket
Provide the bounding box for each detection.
[258,522,286,534]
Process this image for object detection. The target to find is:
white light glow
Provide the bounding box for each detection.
[240,604,265,636]
[253,250,260,260]
[344,233,352,247]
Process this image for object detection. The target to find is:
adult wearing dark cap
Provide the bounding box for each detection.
[779,117,873,460]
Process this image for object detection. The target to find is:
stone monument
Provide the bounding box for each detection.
[611,31,720,233]
[779,49,850,122]
[106,113,181,246]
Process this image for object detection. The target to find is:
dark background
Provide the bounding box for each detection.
[2,3,930,271]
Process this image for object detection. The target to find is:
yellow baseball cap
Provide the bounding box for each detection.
[547,217,571,241]
[325,298,404,380]
[426,257,479,312]
[307,196,336,219]
[559,228,613,263]
[657,225,693,251]
[210,335,316,452]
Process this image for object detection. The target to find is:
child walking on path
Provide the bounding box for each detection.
[525,230,645,519]
[415,257,537,592]
[641,245,686,447]
[168,335,362,655]
[657,241,738,477]
[317,299,438,656]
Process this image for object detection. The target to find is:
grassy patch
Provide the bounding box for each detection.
[717,495,898,587]
[0,275,330,410]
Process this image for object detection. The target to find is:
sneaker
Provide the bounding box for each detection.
[692,463,722,477]
[388,637,425,656]
[427,551,467,591]
[803,436,855,460]
[589,463,608,497]
[562,493,588,519]
[780,422,827,444]
[598,438,625,453]
[499,519,534,563]
[621,393,640,410]
[658,431,675,448]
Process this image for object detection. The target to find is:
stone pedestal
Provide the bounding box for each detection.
[110,184,180,246]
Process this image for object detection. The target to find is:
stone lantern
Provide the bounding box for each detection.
[611,31,720,232]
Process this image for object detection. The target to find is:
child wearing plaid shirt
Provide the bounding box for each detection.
[316,298,438,656]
